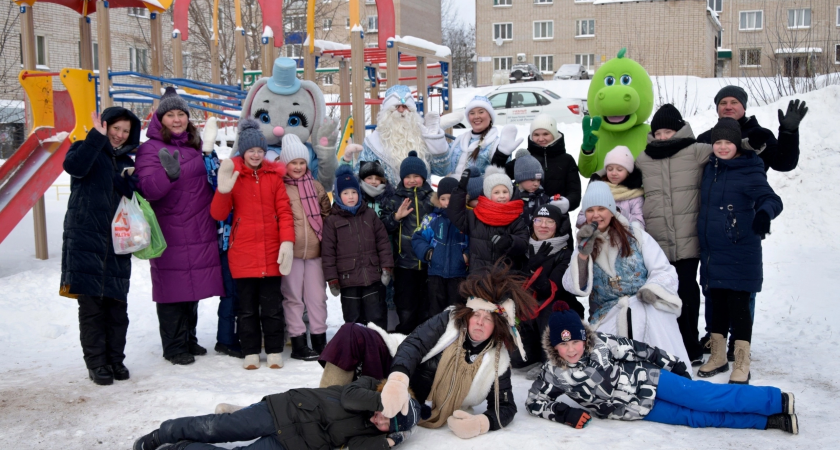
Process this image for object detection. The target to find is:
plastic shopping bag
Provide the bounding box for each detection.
[112,195,151,255]
[133,193,167,259]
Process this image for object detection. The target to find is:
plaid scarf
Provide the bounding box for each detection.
[284,170,324,241]
[473,196,524,227]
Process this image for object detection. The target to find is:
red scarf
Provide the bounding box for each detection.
[473,196,524,227]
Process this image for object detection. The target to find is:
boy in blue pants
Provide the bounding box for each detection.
[525,301,798,434]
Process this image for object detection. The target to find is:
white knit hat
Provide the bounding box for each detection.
[603,145,635,173]
[464,95,497,125]
[483,166,513,198]
[278,134,310,166]
[530,114,559,141]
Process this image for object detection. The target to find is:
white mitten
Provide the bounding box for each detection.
[217,158,239,194]
[202,117,218,154]
[497,124,523,156]
[423,112,441,133]
[380,372,411,417]
[277,241,294,276]
[343,143,363,162]
[447,410,490,439]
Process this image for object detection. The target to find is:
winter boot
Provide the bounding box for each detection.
[88,366,114,386]
[729,340,751,384]
[310,333,328,355]
[215,342,244,359]
[698,333,729,377]
[267,353,284,369]
[290,335,319,361]
[189,343,208,356]
[166,352,195,365]
[782,392,795,415]
[111,362,130,381]
[243,354,260,370]
[766,413,798,434]
[319,362,354,388]
[215,403,246,414]
[133,429,161,450]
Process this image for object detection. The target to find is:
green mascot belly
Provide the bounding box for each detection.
[578,48,653,177]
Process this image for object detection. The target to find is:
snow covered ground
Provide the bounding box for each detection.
[2,85,839,449]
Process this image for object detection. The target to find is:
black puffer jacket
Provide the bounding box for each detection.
[496,135,582,210]
[447,186,529,271]
[322,202,394,288]
[263,376,390,450]
[380,181,435,270]
[60,107,141,301]
[390,310,517,431]
[697,115,799,172]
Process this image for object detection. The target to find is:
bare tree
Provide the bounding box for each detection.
[0,3,24,158]
[441,0,474,88]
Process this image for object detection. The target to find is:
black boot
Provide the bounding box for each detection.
[189,343,207,356]
[215,342,244,359]
[133,429,161,450]
[310,333,327,355]
[781,392,795,414]
[88,365,114,386]
[165,352,195,365]
[111,362,130,381]
[766,413,798,434]
[290,335,319,361]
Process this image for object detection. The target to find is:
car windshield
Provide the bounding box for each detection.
[542,90,561,100]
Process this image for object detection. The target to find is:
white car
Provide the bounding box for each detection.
[446,86,584,128]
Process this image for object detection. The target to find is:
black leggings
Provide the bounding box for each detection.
[708,288,753,343]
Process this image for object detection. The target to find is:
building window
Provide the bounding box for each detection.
[34,35,48,66]
[324,19,332,30]
[575,19,594,37]
[576,54,595,71]
[788,9,811,29]
[323,74,334,85]
[533,21,553,40]
[129,47,148,74]
[494,56,512,71]
[739,11,763,31]
[494,23,513,41]
[534,0,553,4]
[836,44,840,64]
[739,48,761,67]
[128,7,148,18]
[837,6,840,26]
[286,15,306,32]
[346,18,350,29]
[534,55,553,72]
[367,15,378,32]
[284,45,301,58]
[708,0,722,13]
[78,41,99,70]
[494,0,512,6]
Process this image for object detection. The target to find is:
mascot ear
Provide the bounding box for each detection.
[298,80,327,143]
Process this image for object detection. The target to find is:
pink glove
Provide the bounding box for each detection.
[343,143,363,162]
[380,372,411,418]
[447,410,490,439]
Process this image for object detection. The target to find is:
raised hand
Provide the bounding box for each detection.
[527,241,553,272]
[497,124,524,156]
[343,143,363,162]
[458,168,472,191]
[317,117,341,148]
[202,117,218,153]
[581,116,602,153]
[778,99,808,132]
[576,222,600,257]
[423,111,441,132]
[394,198,414,221]
[158,148,181,180]
[216,158,240,194]
[91,112,107,136]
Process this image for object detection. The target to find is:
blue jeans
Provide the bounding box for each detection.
[704,292,756,335]
[159,402,285,450]
[643,370,781,429]
[217,253,240,348]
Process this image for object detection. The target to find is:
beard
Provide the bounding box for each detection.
[376,107,428,168]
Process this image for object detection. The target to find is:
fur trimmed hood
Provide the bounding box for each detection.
[541,323,599,369]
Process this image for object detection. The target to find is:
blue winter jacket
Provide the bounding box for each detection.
[698,151,782,293]
[411,208,469,278]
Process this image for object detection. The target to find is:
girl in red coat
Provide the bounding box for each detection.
[211,119,295,370]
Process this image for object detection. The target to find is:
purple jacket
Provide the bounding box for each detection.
[135,115,223,303]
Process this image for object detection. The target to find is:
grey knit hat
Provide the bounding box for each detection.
[236,118,267,155]
[710,118,742,148]
[483,166,513,198]
[466,170,483,200]
[156,86,190,119]
[278,134,310,165]
[714,85,749,109]
[581,181,616,217]
[514,154,544,182]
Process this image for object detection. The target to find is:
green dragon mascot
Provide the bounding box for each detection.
[578,48,653,177]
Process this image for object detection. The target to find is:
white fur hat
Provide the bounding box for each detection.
[464,95,497,125]
[278,134,310,166]
[530,114,559,141]
[604,145,635,173]
[382,85,417,112]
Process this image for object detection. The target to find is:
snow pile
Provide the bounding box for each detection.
[1,85,839,448]
[391,35,452,58]
[261,26,273,38]
[303,36,351,51]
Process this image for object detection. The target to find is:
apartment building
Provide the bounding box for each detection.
[713,0,840,77]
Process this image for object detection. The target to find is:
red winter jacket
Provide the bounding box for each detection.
[210,158,295,278]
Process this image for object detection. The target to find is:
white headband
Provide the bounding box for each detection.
[466,296,527,361]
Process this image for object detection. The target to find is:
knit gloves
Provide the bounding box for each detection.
[496,124,523,156]
[491,234,513,252]
[328,280,341,297]
[576,222,600,256]
[277,241,294,276]
[343,143,363,162]
[458,168,472,191]
[387,428,414,447]
[526,241,553,273]
[447,410,490,439]
[381,268,392,286]
[747,127,774,150]
[216,158,240,194]
[778,99,808,133]
[202,117,217,154]
[380,372,411,417]
[158,148,181,180]
[581,116,602,154]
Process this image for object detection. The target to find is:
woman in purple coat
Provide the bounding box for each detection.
[135,88,224,365]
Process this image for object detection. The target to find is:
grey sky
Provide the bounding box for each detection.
[450,1,476,26]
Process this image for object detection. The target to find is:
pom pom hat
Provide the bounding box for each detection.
[399,150,428,181]
[236,118,268,155]
[548,301,587,346]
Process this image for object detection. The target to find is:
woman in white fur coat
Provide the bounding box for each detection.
[562,181,690,366]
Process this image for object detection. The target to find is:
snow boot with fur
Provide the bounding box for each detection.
[766,413,798,434]
[729,340,751,384]
[319,362,354,388]
[133,429,161,450]
[267,353,284,369]
[698,333,729,377]
[243,354,260,370]
[290,335,319,361]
